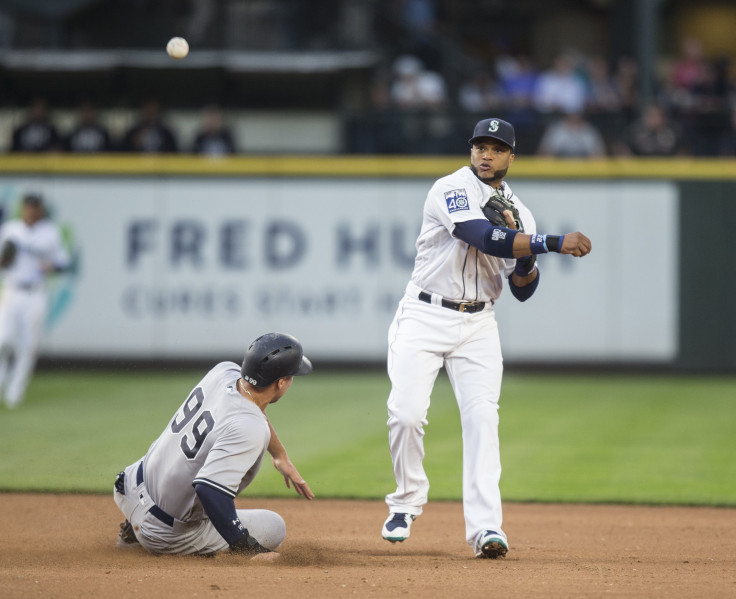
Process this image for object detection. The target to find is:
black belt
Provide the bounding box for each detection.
[418,291,486,313]
[136,461,175,527]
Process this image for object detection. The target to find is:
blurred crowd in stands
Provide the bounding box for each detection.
[6,36,736,157]
[348,36,736,157]
[9,98,236,157]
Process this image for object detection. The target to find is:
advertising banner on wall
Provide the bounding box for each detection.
[0,175,677,362]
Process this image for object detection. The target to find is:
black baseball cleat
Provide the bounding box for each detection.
[116,520,140,548]
[474,530,508,558]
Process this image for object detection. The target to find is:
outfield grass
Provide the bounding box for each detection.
[0,370,734,506]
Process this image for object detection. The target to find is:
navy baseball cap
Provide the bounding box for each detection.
[468,118,515,150]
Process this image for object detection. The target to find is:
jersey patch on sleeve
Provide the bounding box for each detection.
[444,189,469,214]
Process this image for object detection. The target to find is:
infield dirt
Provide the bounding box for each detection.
[0,494,734,598]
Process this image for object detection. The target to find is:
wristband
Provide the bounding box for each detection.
[529,234,548,254]
[546,235,564,253]
[514,263,537,277]
[514,255,537,277]
[529,234,565,254]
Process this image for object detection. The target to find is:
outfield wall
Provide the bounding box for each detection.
[1,156,734,370]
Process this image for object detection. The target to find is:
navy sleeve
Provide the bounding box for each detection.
[453,219,490,249]
[508,268,540,302]
[195,483,245,545]
[453,219,517,258]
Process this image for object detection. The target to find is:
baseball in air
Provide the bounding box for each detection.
[166,37,189,59]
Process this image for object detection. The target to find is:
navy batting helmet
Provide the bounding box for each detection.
[241,332,312,388]
[468,118,515,150]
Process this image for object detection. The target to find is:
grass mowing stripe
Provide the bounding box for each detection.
[0,371,734,505]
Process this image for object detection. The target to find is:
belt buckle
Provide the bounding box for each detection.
[458,302,470,313]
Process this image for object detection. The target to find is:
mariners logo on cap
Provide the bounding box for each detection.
[488,120,500,133]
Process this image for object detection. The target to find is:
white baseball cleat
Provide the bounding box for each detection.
[381,512,416,542]
[474,530,508,559]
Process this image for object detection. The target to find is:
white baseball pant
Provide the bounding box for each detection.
[0,284,47,407]
[386,283,506,547]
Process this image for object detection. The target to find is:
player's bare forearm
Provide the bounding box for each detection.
[511,234,532,258]
[266,420,288,460]
[266,420,314,499]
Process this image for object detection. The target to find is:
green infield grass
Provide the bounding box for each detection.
[0,370,734,506]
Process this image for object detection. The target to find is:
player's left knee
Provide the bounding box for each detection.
[253,510,286,551]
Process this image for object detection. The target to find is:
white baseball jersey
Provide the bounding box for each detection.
[0,218,70,286]
[411,166,536,302]
[141,361,271,522]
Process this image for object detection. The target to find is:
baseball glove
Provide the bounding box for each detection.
[0,240,17,268]
[482,192,523,231]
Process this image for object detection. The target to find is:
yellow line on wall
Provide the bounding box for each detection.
[1,154,736,179]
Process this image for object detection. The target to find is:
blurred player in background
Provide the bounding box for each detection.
[0,193,70,408]
[381,118,591,558]
[114,332,314,557]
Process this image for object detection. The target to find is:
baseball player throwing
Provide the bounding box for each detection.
[114,332,313,556]
[381,118,591,558]
[0,193,70,408]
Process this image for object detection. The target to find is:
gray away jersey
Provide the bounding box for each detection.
[141,362,271,522]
